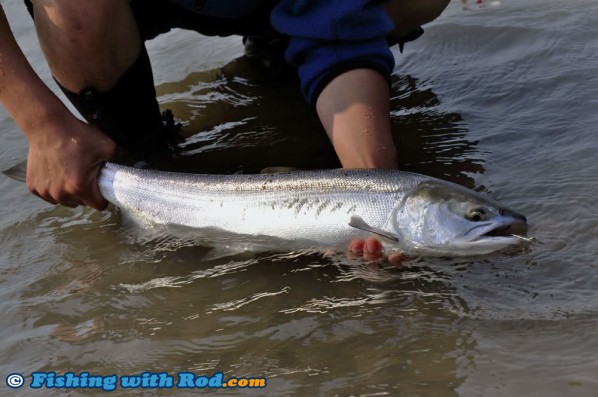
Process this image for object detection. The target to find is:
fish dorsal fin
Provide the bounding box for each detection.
[2,160,27,183]
[349,215,399,242]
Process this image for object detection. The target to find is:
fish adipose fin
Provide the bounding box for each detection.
[349,215,399,242]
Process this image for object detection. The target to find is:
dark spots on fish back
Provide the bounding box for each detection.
[315,200,330,217]
[293,198,308,215]
[330,202,344,212]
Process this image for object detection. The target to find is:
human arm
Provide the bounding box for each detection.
[270,0,398,169]
[316,68,398,169]
[0,6,114,209]
[319,71,407,261]
[269,1,401,260]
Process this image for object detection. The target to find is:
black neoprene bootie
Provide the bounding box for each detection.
[55,47,180,156]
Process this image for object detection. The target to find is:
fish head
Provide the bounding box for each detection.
[392,180,528,256]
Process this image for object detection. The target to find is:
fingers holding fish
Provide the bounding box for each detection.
[348,237,408,264]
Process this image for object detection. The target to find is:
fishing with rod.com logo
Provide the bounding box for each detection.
[5,371,267,391]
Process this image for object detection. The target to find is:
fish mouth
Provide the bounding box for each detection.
[477,221,528,242]
[466,216,528,242]
[483,224,519,237]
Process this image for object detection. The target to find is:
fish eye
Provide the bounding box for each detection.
[466,208,487,222]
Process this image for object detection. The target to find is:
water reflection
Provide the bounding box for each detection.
[2,204,477,395]
[390,75,485,187]
[152,54,485,189]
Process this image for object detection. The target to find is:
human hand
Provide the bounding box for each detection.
[26,115,116,210]
[347,237,407,264]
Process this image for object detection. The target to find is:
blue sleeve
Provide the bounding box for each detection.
[270,0,396,106]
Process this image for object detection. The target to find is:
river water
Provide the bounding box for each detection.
[1,0,598,396]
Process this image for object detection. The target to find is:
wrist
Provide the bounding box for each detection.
[19,99,73,143]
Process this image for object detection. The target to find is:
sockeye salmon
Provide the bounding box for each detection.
[96,162,528,256]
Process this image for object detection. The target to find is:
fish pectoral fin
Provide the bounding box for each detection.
[348,215,399,242]
[1,160,27,183]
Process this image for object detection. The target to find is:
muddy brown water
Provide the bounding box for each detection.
[1,0,598,395]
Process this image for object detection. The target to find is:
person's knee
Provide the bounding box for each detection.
[33,0,141,92]
[33,0,130,43]
[384,0,450,38]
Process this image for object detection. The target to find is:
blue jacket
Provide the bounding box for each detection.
[171,0,395,106]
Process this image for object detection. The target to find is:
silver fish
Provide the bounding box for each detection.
[98,162,528,256]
